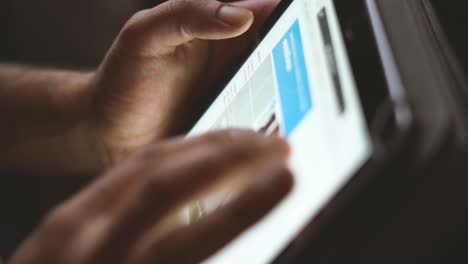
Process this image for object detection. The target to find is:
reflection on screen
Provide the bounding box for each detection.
[189,0,371,263]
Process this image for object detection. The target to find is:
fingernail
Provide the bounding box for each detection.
[217,5,254,26]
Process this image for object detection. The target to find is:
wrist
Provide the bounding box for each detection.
[0,65,116,176]
[81,73,144,173]
[76,73,116,175]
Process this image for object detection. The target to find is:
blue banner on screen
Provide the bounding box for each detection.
[273,20,313,136]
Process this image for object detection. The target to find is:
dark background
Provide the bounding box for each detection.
[1,0,468,261]
[0,0,161,69]
[0,0,234,69]
[0,0,166,258]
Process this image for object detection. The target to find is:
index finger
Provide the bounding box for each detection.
[134,165,293,264]
[78,130,289,262]
[72,129,288,212]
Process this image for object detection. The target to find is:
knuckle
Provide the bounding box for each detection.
[120,10,148,43]
[128,9,149,26]
[166,0,192,13]
[167,0,213,13]
[165,0,195,37]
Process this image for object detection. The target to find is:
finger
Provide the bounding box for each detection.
[103,132,288,245]
[118,0,255,53]
[73,129,284,212]
[135,165,293,264]
[86,130,289,261]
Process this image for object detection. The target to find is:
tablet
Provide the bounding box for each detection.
[188,0,410,262]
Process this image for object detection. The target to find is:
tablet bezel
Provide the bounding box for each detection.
[189,0,415,261]
[269,0,416,261]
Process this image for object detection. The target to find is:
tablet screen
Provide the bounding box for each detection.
[189,0,374,262]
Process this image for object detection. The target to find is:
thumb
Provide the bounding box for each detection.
[118,0,254,53]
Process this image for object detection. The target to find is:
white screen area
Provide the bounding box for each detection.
[189,0,372,262]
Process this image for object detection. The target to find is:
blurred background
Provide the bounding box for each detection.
[0,0,162,69]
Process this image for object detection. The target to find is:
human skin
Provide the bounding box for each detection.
[8,130,293,264]
[3,1,294,262]
[0,0,280,176]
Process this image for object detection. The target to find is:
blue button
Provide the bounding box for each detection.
[273,20,313,136]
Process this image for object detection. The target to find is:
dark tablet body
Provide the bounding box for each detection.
[188,0,415,262]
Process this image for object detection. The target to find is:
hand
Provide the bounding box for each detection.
[86,0,280,167]
[8,130,293,264]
